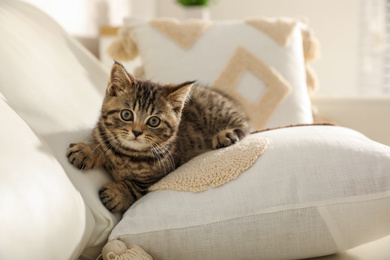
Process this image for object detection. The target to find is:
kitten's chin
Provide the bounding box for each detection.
[121,139,150,151]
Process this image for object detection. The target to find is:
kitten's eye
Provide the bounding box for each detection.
[120,109,134,121]
[147,116,161,127]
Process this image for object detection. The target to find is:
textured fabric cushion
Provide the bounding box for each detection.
[149,134,269,192]
[0,1,120,259]
[0,97,87,260]
[109,126,390,259]
[124,17,316,130]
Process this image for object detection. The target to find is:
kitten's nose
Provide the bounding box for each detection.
[132,130,143,137]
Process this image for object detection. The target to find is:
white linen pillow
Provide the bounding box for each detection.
[0,97,87,260]
[0,0,106,136]
[0,1,120,259]
[108,126,390,259]
[122,17,318,130]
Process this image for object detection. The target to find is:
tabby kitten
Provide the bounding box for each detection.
[67,62,250,213]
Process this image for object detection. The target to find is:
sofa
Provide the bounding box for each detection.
[1,1,390,260]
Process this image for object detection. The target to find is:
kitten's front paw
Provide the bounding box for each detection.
[212,129,240,149]
[66,142,95,170]
[99,182,133,213]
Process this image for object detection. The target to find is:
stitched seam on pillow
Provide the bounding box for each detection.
[119,192,390,236]
[250,122,336,134]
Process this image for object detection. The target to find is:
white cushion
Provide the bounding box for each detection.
[0,0,106,136]
[0,1,119,259]
[124,17,314,129]
[0,97,87,260]
[109,126,390,259]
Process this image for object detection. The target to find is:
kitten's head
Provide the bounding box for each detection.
[99,62,193,152]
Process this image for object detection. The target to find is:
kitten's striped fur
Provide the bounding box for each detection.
[67,62,250,212]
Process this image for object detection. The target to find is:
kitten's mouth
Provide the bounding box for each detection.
[126,137,142,144]
[121,136,149,151]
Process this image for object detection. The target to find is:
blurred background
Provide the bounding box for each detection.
[22,0,389,97]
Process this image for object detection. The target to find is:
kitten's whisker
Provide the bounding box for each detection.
[151,143,165,173]
[152,142,175,174]
[84,132,119,164]
[92,134,120,161]
[152,143,172,175]
[151,144,165,174]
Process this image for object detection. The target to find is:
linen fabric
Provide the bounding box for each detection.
[0,1,120,259]
[109,126,390,259]
[0,97,87,260]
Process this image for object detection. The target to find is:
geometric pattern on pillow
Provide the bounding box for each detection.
[147,12,299,131]
[149,18,211,50]
[212,46,291,129]
[119,17,319,129]
[245,17,299,46]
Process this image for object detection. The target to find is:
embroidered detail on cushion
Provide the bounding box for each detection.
[245,17,299,46]
[149,135,269,192]
[212,46,291,130]
[149,18,211,50]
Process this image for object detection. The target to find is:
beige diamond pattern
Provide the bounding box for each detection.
[245,17,298,46]
[149,18,211,50]
[212,46,292,130]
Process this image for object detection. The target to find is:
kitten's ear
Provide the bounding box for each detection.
[107,61,135,96]
[164,81,194,114]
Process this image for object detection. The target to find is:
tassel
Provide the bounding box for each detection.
[300,23,321,94]
[301,26,321,62]
[101,240,153,260]
[106,27,139,61]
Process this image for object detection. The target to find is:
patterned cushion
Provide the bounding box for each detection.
[114,17,320,130]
